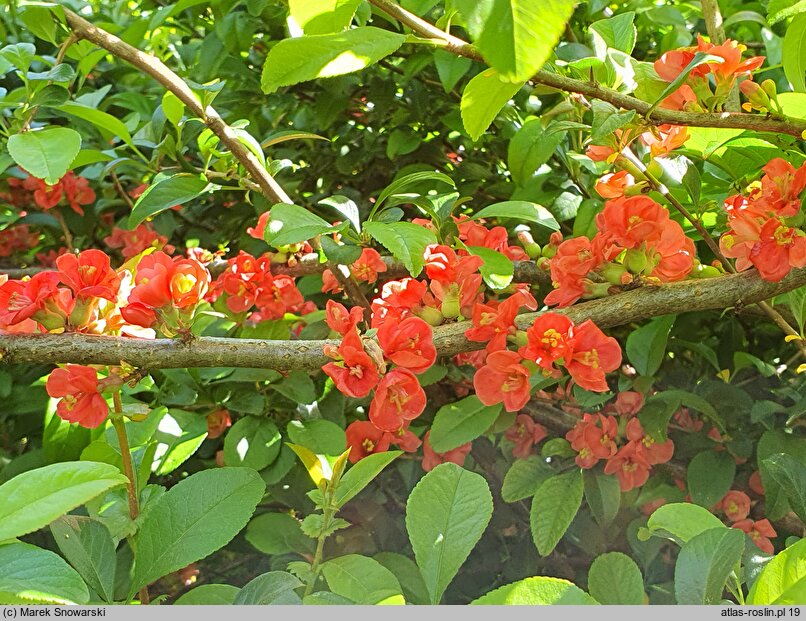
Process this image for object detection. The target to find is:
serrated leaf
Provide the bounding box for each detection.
[590,11,636,56]
[645,502,725,545]
[264,203,334,246]
[289,0,363,34]
[234,571,303,605]
[506,119,565,185]
[129,174,213,228]
[50,517,116,603]
[460,68,524,141]
[223,417,281,470]
[429,396,501,452]
[175,584,240,605]
[406,463,493,603]
[129,468,265,595]
[674,527,745,604]
[7,127,81,185]
[261,28,405,94]
[56,101,136,149]
[471,576,598,605]
[687,450,736,509]
[467,245,513,289]
[625,314,676,377]
[501,457,553,502]
[530,469,583,556]
[322,555,403,604]
[334,451,402,507]
[363,221,436,277]
[748,538,806,604]
[583,470,621,528]
[588,552,644,604]
[246,512,314,555]
[0,542,89,605]
[473,200,560,230]
[0,461,128,542]
[763,453,806,523]
[784,15,806,93]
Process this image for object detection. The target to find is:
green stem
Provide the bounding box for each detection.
[303,496,336,597]
[112,393,151,605]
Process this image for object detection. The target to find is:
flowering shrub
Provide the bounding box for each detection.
[0,0,805,608]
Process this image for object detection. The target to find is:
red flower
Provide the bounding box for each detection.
[473,350,531,412]
[206,409,232,439]
[351,248,387,284]
[323,329,380,398]
[586,144,616,162]
[465,290,537,353]
[566,413,619,468]
[56,250,121,301]
[519,312,574,369]
[565,320,622,392]
[46,365,109,428]
[377,316,436,374]
[325,300,364,336]
[757,158,806,217]
[614,391,644,417]
[0,272,65,327]
[505,414,547,459]
[254,274,304,319]
[645,221,696,282]
[544,236,605,307]
[60,172,96,215]
[247,211,271,240]
[371,278,427,328]
[421,431,471,472]
[368,368,426,431]
[345,420,391,463]
[751,219,806,282]
[385,422,422,452]
[625,417,674,465]
[104,224,174,259]
[720,490,751,522]
[733,518,777,554]
[749,470,765,496]
[596,196,669,249]
[604,441,651,492]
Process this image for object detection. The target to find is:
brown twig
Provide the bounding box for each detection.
[367,0,806,137]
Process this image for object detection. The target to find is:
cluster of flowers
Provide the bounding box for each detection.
[563,391,674,492]
[207,251,310,323]
[719,158,806,281]
[0,249,211,338]
[544,196,696,307]
[327,300,437,463]
[45,364,118,429]
[716,489,778,554]
[104,223,175,259]
[0,224,39,258]
[3,171,96,215]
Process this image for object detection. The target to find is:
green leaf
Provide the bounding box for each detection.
[687,450,736,509]
[762,453,806,523]
[590,11,636,56]
[590,101,636,142]
[507,119,565,185]
[460,68,524,141]
[175,584,240,605]
[588,552,644,604]
[322,554,403,604]
[784,15,806,93]
[769,0,806,24]
[50,517,116,603]
[7,127,81,185]
[233,571,303,605]
[748,537,806,604]
[0,461,128,542]
[0,542,89,605]
[471,576,598,605]
[501,457,553,502]
[530,469,583,556]
[374,552,429,605]
[374,171,455,213]
[455,0,577,82]
[646,52,725,117]
[56,101,136,149]
[674,527,745,604]
[465,245,512,289]
[334,451,402,507]
[434,49,472,92]
[223,417,282,470]
[130,467,265,595]
[645,502,725,545]
[583,470,621,528]
[264,203,334,246]
[261,27,406,94]
[128,174,213,228]
[363,221,437,277]
[287,419,346,455]
[429,395,501,453]
[246,512,314,555]
[406,463,493,603]
[625,314,676,376]
[289,0,362,34]
[473,200,560,230]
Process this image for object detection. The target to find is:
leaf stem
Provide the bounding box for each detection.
[303,493,336,598]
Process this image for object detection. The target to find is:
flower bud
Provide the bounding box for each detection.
[413,304,445,327]
[517,231,542,259]
[623,248,649,274]
[599,262,629,285]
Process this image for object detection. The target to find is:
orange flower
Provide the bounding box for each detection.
[505,414,547,459]
[46,365,109,429]
[56,249,121,302]
[596,196,669,249]
[595,170,636,199]
[345,420,391,463]
[473,350,532,412]
[566,413,619,468]
[325,300,364,336]
[377,316,436,374]
[351,248,387,284]
[720,490,751,522]
[625,418,674,465]
[206,409,232,439]
[640,124,689,157]
[323,329,380,399]
[565,320,622,392]
[519,312,574,369]
[368,368,426,431]
[465,289,537,353]
[733,518,777,554]
[614,391,644,417]
[604,441,651,491]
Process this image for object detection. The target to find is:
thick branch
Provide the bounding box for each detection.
[1,268,803,369]
[62,9,292,205]
[368,0,806,138]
